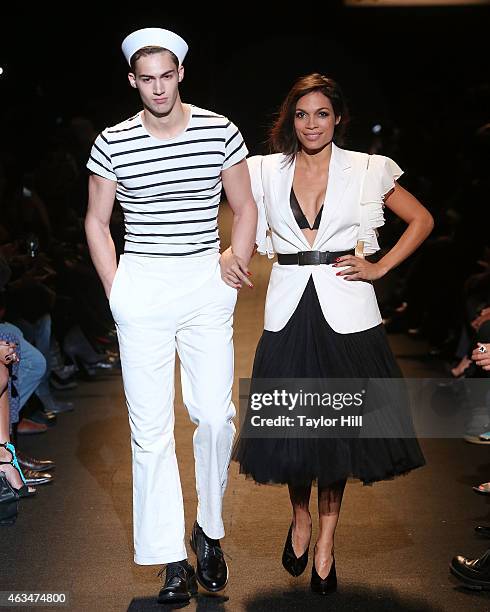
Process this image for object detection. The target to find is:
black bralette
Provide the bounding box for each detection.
[290,188,323,230]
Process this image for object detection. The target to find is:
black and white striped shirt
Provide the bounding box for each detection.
[86,105,248,256]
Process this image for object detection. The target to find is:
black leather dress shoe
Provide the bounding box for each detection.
[311,554,337,595]
[475,526,490,538]
[157,560,198,604]
[46,401,74,415]
[29,409,57,427]
[23,469,54,486]
[16,452,56,472]
[450,549,490,589]
[282,523,310,577]
[190,521,228,592]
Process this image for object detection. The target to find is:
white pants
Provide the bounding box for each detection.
[109,252,237,565]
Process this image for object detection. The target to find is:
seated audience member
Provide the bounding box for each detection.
[0,339,36,500]
[450,332,490,589]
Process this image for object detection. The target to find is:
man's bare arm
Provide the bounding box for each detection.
[84,173,118,298]
[220,159,258,288]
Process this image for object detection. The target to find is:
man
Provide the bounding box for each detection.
[85,27,257,604]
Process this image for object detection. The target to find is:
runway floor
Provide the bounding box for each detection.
[2,207,490,611]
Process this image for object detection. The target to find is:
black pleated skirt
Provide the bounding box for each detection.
[232,278,425,487]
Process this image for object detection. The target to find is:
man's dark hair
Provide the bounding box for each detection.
[130,46,179,72]
[270,73,350,162]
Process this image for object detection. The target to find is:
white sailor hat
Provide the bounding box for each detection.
[121,28,189,67]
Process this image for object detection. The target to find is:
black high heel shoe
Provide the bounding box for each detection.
[311,551,337,595]
[282,523,310,577]
[0,472,18,525]
[0,442,36,498]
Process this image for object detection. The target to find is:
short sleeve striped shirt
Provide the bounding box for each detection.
[86,105,248,256]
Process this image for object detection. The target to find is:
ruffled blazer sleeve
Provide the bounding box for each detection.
[359,154,403,255]
[246,155,275,258]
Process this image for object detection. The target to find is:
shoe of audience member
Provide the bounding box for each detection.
[450,549,490,590]
[39,394,75,414]
[63,325,111,369]
[16,451,55,472]
[475,526,490,538]
[464,434,490,445]
[473,483,490,495]
[45,401,74,415]
[92,330,118,347]
[53,364,77,377]
[0,472,18,525]
[0,442,37,499]
[90,357,120,371]
[29,408,57,428]
[50,370,78,391]
[23,469,54,486]
[464,410,490,444]
[70,356,119,380]
[17,419,48,435]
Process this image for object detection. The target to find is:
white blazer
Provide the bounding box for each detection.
[248,143,403,334]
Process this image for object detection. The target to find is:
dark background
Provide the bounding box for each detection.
[1,3,488,166]
[1,1,489,270]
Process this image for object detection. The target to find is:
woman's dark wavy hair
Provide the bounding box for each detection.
[269,73,350,163]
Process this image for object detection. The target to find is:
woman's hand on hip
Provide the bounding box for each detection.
[333,255,386,281]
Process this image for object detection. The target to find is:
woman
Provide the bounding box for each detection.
[0,337,36,518]
[231,74,433,594]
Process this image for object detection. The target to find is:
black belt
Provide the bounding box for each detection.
[277,249,355,266]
